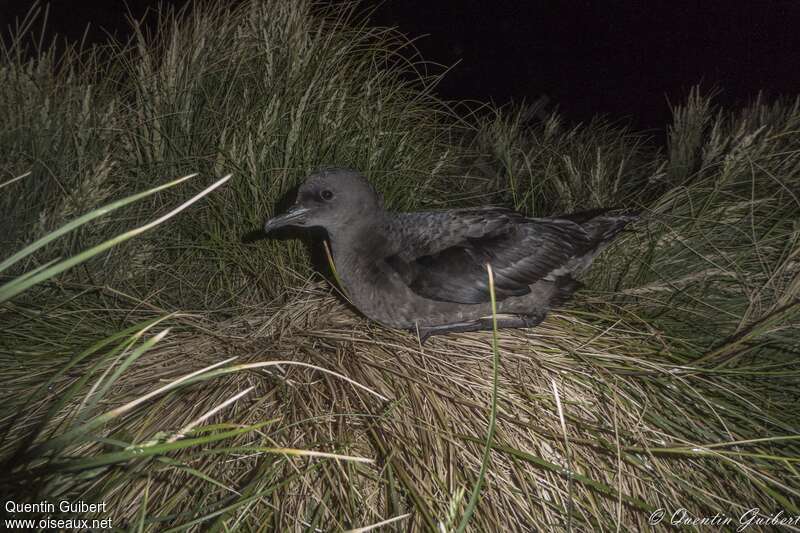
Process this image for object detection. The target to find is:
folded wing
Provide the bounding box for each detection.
[385,208,591,304]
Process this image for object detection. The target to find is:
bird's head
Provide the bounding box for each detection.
[263,167,384,234]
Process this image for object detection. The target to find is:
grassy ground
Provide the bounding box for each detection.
[1,1,799,531]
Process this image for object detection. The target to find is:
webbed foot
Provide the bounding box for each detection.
[415,320,484,344]
[414,313,545,344]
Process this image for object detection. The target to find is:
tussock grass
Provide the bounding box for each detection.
[2,0,457,311]
[599,91,800,352]
[1,1,799,531]
[460,103,658,215]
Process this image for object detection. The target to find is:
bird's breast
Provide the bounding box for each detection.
[334,253,417,327]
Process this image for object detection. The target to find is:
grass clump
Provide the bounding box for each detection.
[603,91,800,353]
[462,103,658,215]
[2,0,458,312]
[1,1,799,531]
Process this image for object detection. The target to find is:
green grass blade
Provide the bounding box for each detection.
[0,171,31,190]
[23,328,173,457]
[456,263,500,532]
[0,173,197,274]
[0,174,230,302]
[50,422,273,472]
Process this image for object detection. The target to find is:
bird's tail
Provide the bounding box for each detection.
[580,210,640,244]
[561,210,639,276]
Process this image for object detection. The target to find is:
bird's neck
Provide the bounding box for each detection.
[328,215,391,258]
[326,214,394,292]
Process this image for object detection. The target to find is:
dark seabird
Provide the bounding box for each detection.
[263,168,637,341]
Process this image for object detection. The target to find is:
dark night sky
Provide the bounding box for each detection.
[2,0,799,133]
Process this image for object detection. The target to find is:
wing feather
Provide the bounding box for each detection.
[384,209,590,304]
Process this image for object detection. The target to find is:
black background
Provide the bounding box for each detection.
[2,0,799,133]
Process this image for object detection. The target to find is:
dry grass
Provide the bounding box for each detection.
[3,278,798,531]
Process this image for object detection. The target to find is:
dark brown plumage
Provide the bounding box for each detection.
[264,168,636,341]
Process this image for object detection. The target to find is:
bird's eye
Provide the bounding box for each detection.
[320,190,334,201]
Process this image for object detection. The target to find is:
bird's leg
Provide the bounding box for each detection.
[415,320,484,344]
[415,313,545,344]
[487,313,545,330]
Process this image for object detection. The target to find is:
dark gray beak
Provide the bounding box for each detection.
[263,205,310,233]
